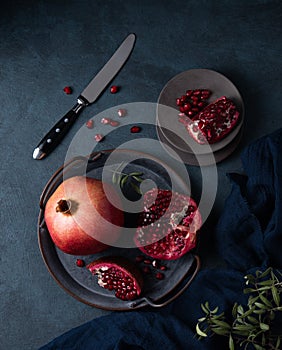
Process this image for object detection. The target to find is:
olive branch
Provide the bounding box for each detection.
[111,161,144,194]
[196,268,282,350]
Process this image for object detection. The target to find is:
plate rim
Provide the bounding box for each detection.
[157,68,245,155]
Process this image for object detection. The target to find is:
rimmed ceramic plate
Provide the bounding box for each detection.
[157,69,244,161]
[38,150,200,310]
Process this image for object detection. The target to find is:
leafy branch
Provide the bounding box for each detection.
[196,268,282,350]
[111,161,144,194]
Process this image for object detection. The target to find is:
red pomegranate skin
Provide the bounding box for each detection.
[44,176,124,255]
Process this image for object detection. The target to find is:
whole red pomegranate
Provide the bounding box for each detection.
[134,188,202,260]
[44,176,124,255]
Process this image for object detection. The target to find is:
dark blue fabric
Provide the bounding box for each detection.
[39,129,282,350]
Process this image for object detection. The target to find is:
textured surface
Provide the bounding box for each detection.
[0,1,281,349]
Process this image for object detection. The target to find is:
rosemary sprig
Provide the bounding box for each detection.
[111,162,144,194]
[196,268,282,350]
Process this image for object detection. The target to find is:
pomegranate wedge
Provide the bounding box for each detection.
[87,256,143,301]
[134,189,202,260]
[186,96,240,144]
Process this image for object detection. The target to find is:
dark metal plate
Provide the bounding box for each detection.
[38,150,199,310]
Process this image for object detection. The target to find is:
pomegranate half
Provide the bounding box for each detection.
[87,256,143,301]
[134,188,202,260]
[44,176,124,255]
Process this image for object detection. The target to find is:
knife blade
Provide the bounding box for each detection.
[33,33,136,160]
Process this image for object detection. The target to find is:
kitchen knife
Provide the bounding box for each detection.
[33,33,136,160]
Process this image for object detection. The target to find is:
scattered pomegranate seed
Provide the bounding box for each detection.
[76,259,85,267]
[130,126,141,133]
[86,119,94,129]
[135,255,145,263]
[101,117,111,124]
[94,134,104,142]
[156,272,165,280]
[118,108,127,117]
[143,266,151,274]
[160,265,167,271]
[144,259,152,265]
[110,85,119,94]
[110,120,120,127]
[63,86,72,94]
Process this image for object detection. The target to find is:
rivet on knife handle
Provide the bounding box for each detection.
[33,33,136,160]
[33,97,88,160]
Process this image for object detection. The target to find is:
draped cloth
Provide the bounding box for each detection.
[40,129,282,350]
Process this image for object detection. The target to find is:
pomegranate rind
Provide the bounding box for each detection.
[186,96,240,144]
[87,256,143,300]
[44,176,124,255]
[134,189,202,260]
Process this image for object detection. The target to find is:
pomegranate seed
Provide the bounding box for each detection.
[118,108,127,117]
[143,266,151,274]
[63,86,72,94]
[110,85,119,94]
[156,272,164,280]
[144,259,152,265]
[101,117,111,124]
[86,119,94,129]
[130,126,141,133]
[135,255,145,263]
[94,134,104,142]
[76,259,85,267]
[160,265,167,271]
[110,120,120,127]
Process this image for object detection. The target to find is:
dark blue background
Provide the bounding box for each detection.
[1,1,281,349]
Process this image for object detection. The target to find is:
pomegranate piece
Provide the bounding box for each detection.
[130,126,141,133]
[63,86,72,94]
[134,188,202,260]
[110,85,119,94]
[118,108,127,117]
[186,96,240,144]
[76,259,85,267]
[87,256,143,301]
[94,134,104,142]
[176,89,211,120]
[110,120,120,127]
[85,119,94,129]
[101,117,111,124]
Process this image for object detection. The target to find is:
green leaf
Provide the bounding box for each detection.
[258,280,274,286]
[132,175,143,183]
[232,303,238,318]
[247,315,259,324]
[211,327,230,336]
[253,344,265,350]
[120,174,129,188]
[272,286,280,307]
[129,171,143,176]
[229,335,234,350]
[211,306,219,314]
[240,307,255,318]
[254,302,268,309]
[201,302,209,314]
[275,336,281,349]
[237,305,244,315]
[259,323,270,331]
[211,319,231,329]
[130,182,142,194]
[196,323,208,337]
[259,293,273,308]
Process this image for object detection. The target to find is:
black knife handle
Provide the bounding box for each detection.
[33,97,88,160]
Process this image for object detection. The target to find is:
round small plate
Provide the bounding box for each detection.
[157,69,244,158]
[38,150,199,310]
